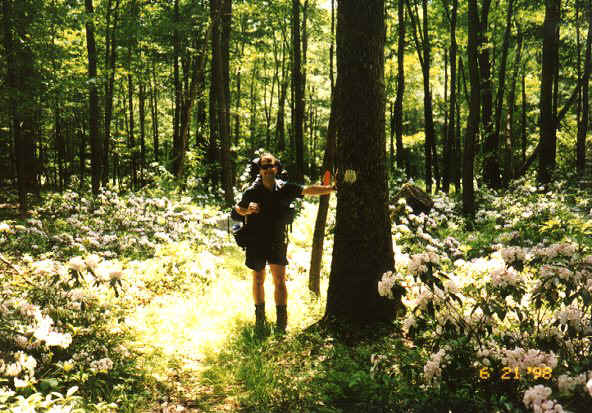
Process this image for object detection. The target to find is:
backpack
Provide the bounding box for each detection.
[228,157,296,248]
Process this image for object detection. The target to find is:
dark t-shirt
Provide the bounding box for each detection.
[238,177,303,244]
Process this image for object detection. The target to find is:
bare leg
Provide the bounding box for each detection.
[252,268,266,305]
[270,264,287,306]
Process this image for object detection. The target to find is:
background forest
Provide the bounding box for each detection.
[2,0,592,412]
[4,0,591,208]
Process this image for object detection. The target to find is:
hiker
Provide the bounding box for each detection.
[234,152,336,333]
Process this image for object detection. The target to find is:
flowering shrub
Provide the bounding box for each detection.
[377,178,592,411]
[0,251,143,411]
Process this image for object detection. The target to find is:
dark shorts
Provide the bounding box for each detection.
[245,242,288,271]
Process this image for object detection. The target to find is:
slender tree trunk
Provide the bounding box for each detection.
[309,81,337,295]
[464,0,480,215]
[276,39,288,152]
[504,28,523,184]
[325,0,395,325]
[2,0,37,213]
[102,0,120,186]
[454,54,462,192]
[480,0,500,188]
[443,0,457,194]
[521,69,527,164]
[128,71,136,190]
[493,0,514,185]
[139,77,146,186]
[249,61,258,154]
[538,0,561,184]
[394,0,405,172]
[212,0,234,205]
[577,0,592,176]
[406,0,436,193]
[172,0,184,178]
[150,60,159,162]
[85,0,102,195]
[292,0,305,182]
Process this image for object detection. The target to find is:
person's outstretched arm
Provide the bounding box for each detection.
[301,185,336,196]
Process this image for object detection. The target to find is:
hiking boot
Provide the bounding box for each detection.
[276,305,287,334]
[255,303,266,335]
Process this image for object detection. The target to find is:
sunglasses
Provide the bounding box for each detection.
[260,164,277,170]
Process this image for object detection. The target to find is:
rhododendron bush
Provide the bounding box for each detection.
[0,187,231,411]
[377,179,592,411]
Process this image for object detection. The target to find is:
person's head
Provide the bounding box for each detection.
[258,153,279,179]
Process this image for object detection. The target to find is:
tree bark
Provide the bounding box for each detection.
[464,0,480,215]
[325,0,395,325]
[538,0,561,184]
[85,0,102,196]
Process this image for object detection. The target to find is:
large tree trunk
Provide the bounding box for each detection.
[324,0,395,326]
[538,0,561,184]
[394,0,405,172]
[85,0,102,196]
[577,0,592,176]
[464,0,480,215]
[292,0,305,182]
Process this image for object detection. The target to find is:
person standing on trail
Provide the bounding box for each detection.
[234,152,336,333]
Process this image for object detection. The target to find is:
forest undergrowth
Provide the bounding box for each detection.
[1,175,592,412]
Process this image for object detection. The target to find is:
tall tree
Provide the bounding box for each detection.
[394,0,406,172]
[172,0,183,177]
[538,0,561,184]
[577,0,592,176]
[480,0,500,188]
[492,0,514,186]
[85,0,102,195]
[504,25,523,184]
[102,0,121,187]
[324,0,395,325]
[2,0,38,214]
[442,0,457,194]
[464,0,480,214]
[212,0,234,206]
[406,0,436,193]
[309,0,336,296]
[292,0,305,182]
